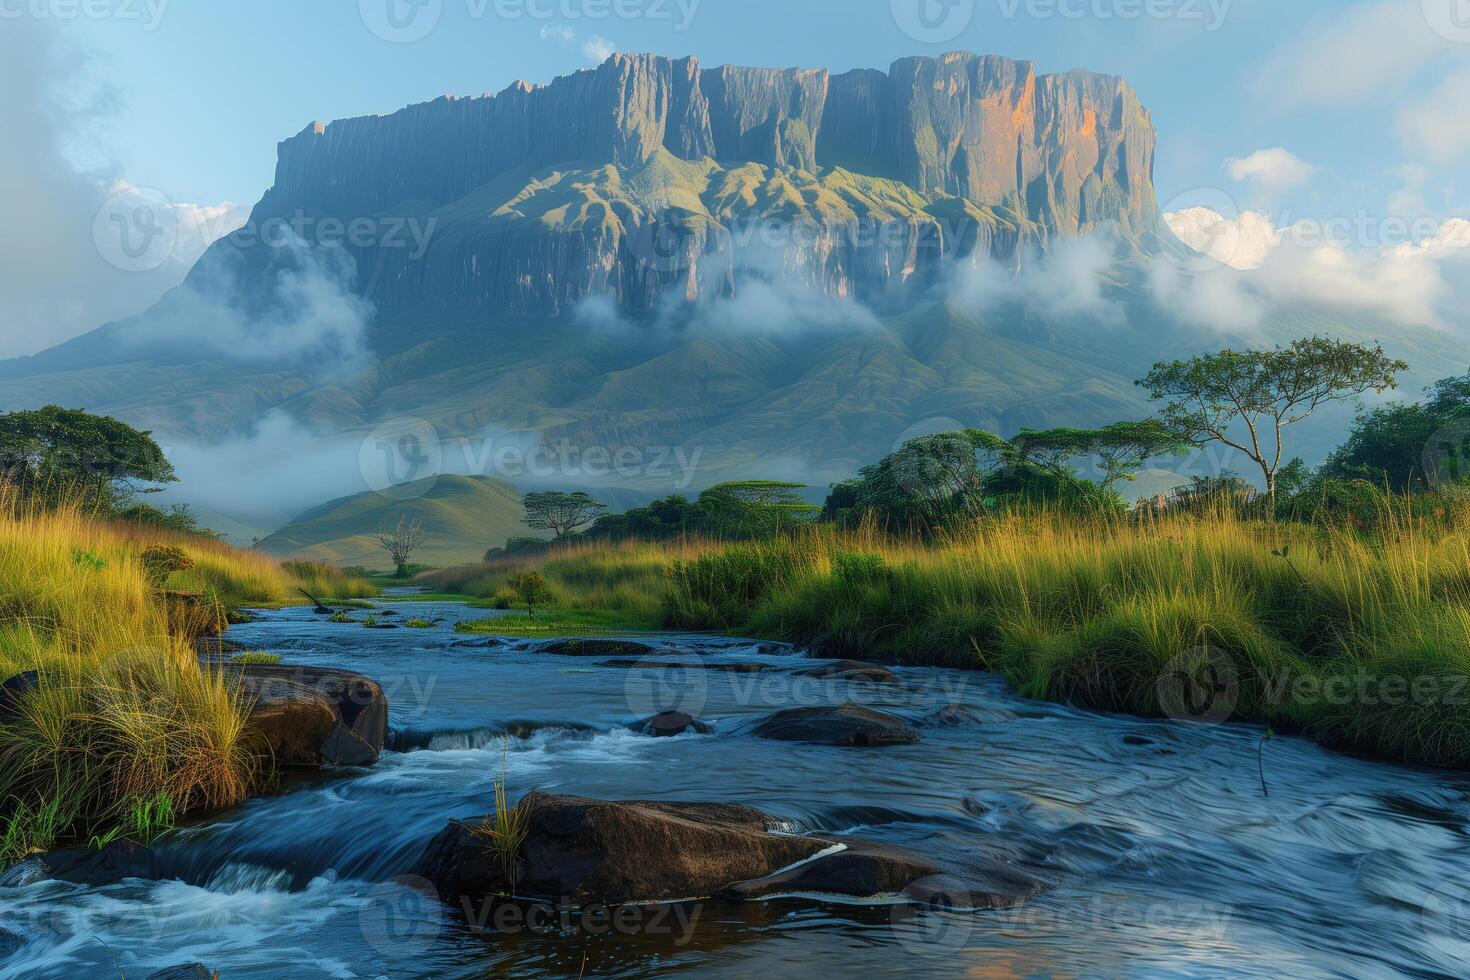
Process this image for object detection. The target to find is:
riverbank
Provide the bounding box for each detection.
[0,500,376,864]
[422,499,1470,770]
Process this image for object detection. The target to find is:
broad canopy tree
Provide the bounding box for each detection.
[1138,337,1407,506]
[0,405,176,508]
[522,491,609,538]
[1010,420,1188,489]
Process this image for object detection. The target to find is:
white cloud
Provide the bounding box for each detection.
[122,236,375,370]
[1225,148,1317,198]
[582,36,617,64]
[537,22,615,66]
[689,279,881,337]
[1164,207,1280,270]
[573,292,630,333]
[1257,0,1448,107]
[1398,65,1470,164]
[0,22,247,359]
[949,234,1123,324]
[1155,207,1470,333]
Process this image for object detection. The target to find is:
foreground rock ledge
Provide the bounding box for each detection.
[234,664,387,767]
[416,793,1046,910]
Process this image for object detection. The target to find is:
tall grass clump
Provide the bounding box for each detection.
[445,493,1470,769]
[0,491,375,864]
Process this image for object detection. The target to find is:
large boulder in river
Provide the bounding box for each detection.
[417,792,828,906]
[36,840,162,886]
[417,793,1047,912]
[720,837,1046,908]
[752,703,920,746]
[632,711,712,737]
[234,665,387,766]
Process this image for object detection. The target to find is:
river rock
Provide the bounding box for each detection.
[720,837,1046,908]
[38,840,162,885]
[416,792,828,906]
[417,793,1046,912]
[147,965,216,980]
[632,711,712,736]
[538,639,657,658]
[795,660,898,683]
[234,665,387,766]
[752,703,920,746]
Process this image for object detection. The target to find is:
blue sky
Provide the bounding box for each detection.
[47,0,1461,219]
[7,0,1470,355]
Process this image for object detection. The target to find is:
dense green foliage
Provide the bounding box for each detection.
[0,405,176,510]
[1320,371,1470,492]
[1139,337,1407,503]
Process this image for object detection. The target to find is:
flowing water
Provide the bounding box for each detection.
[4,598,1470,978]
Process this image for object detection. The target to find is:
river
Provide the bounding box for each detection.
[3,598,1469,978]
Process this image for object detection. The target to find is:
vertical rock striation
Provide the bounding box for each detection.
[237,51,1160,319]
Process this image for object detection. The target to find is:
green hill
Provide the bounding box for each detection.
[255,475,533,569]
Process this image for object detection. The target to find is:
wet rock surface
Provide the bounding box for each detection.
[417,793,1045,913]
[235,664,387,766]
[752,703,921,746]
[721,837,1047,908]
[632,711,713,737]
[417,792,827,906]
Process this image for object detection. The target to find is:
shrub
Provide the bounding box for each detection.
[140,544,195,587]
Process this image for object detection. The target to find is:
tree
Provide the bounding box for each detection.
[850,430,1011,530]
[696,481,818,537]
[377,515,427,577]
[1321,369,1470,492]
[0,405,176,508]
[1088,421,1192,489]
[522,491,608,539]
[507,571,552,617]
[1138,337,1407,508]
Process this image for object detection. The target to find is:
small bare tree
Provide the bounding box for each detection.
[378,515,427,577]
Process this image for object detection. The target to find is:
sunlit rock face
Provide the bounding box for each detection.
[225,52,1161,318]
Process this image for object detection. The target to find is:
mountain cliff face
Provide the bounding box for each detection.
[232,51,1159,319]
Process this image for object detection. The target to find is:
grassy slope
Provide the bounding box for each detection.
[422,501,1470,770]
[256,474,534,568]
[0,500,374,863]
